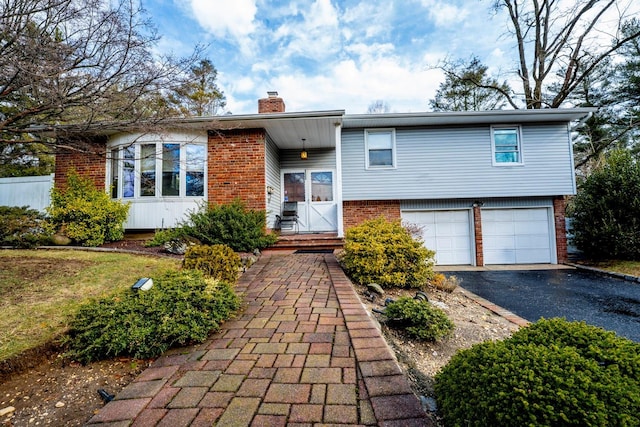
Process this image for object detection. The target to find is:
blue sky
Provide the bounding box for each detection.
[142,0,638,115]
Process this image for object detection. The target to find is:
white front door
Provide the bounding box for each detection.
[282,170,337,233]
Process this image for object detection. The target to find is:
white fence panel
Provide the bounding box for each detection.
[0,174,54,212]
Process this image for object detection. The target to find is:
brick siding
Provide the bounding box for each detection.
[54,141,106,190]
[473,205,484,266]
[207,129,266,211]
[342,200,401,230]
[553,196,569,264]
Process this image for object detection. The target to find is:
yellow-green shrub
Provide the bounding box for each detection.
[183,244,241,284]
[47,171,129,246]
[339,217,435,288]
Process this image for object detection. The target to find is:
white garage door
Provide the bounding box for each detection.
[482,208,552,264]
[402,210,472,265]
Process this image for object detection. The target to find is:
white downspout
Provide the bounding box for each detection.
[335,122,344,238]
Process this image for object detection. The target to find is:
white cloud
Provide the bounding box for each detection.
[271,0,340,61]
[187,0,257,49]
[419,0,470,28]
[264,53,444,114]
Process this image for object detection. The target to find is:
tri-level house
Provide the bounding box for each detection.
[54,92,594,266]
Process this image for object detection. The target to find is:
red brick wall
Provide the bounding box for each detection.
[54,142,106,191]
[208,129,266,211]
[342,200,401,230]
[473,205,484,266]
[553,196,569,264]
[258,97,285,113]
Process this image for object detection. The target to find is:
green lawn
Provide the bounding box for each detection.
[579,260,640,277]
[0,249,181,362]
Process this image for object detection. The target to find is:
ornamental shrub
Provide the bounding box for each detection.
[435,318,640,427]
[568,149,640,260]
[183,244,241,284]
[0,206,51,248]
[47,171,129,246]
[384,297,454,341]
[181,199,277,252]
[340,217,435,288]
[63,269,241,363]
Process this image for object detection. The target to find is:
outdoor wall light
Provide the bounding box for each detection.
[132,277,153,291]
[472,200,485,207]
[266,185,274,195]
[300,138,308,160]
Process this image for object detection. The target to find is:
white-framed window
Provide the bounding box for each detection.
[365,128,396,169]
[109,141,206,199]
[491,126,523,165]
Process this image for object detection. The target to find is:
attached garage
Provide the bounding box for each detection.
[482,208,554,264]
[402,210,473,265]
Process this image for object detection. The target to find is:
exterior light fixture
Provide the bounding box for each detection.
[266,185,274,195]
[132,277,153,291]
[472,201,485,208]
[300,138,308,160]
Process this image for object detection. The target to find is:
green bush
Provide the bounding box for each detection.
[339,217,435,288]
[47,171,129,246]
[435,318,640,427]
[63,269,241,363]
[183,244,241,284]
[144,228,188,247]
[181,199,277,252]
[384,297,454,341]
[0,206,51,248]
[568,149,640,259]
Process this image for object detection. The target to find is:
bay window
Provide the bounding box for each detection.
[109,141,206,199]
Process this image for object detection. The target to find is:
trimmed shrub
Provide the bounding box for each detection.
[435,318,640,427]
[384,297,454,341]
[47,171,129,246]
[0,206,51,248]
[63,269,241,363]
[183,244,241,284]
[340,217,435,288]
[181,199,277,252]
[568,149,640,259]
[144,228,188,247]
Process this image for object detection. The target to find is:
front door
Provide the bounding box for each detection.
[283,170,337,233]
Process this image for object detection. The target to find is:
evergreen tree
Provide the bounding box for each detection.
[169,59,227,116]
[429,57,510,111]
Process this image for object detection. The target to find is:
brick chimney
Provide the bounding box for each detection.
[258,91,285,113]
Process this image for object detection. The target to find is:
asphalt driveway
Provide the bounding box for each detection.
[448,268,640,342]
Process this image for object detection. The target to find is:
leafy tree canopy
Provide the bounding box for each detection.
[0,0,205,148]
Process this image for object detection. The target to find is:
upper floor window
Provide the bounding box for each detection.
[365,129,396,169]
[491,126,523,165]
[109,142,206,199]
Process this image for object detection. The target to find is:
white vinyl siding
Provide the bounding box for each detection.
[402,210,473,265]
[265,135,281,228]
[341,124,575,200]
[482,208,553,264]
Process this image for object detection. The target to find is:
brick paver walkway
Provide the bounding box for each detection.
[86,253,431,426]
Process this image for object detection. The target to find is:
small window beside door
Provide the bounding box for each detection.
[311,172,333,202]
[365,129,396,169]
